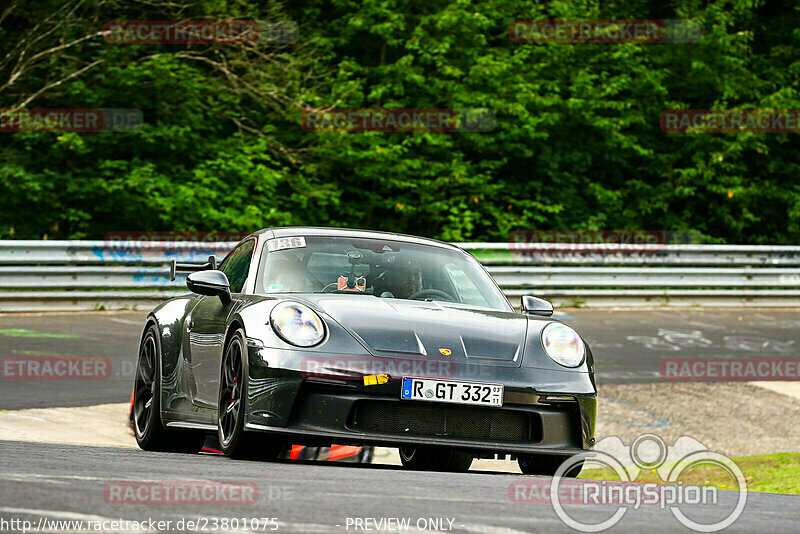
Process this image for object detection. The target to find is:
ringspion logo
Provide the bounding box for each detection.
[510,479,668,505]
[516,434,746,532]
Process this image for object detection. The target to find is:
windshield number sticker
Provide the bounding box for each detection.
[267,237,306,252]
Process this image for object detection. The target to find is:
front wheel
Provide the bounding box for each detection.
[518,453,583,477]
[133,325,205,453]
[218,329,283,460]
[399,447,472,472]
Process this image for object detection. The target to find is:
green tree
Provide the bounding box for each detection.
[1,0,798,243]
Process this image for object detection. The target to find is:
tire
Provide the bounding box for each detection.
[518,453,583,477]
[133,325,205,453]
[399,447,473,472]
[218,329,283,460]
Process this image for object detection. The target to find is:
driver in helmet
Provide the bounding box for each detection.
[265,257,308,292]
[385,258,423,299]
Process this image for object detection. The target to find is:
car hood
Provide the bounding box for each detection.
[300,294,527,367]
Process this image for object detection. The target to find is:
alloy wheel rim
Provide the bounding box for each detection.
[219,338,243,447]
[399,447,417,462]
[134,335,157,438]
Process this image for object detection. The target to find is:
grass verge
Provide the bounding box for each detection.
[579,452,800,494]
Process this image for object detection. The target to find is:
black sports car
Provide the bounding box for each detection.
[133,227,596,474]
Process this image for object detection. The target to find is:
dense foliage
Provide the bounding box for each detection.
[1,0,798,243]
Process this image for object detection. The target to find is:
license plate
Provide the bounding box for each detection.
[401,377,503,407]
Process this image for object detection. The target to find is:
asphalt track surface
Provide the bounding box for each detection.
[1,309,799,533]
[1,309,798,409]
[2,440,799,534]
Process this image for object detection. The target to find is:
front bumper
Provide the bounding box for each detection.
[246,346,596,455]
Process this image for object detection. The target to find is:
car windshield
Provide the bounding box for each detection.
[256,235,510,311]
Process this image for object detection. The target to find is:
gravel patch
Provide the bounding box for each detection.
[598,382,800,457]
[0,403,135,448]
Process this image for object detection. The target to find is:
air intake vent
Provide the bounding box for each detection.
[350,400,537,442]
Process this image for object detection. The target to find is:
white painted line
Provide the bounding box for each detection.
[278,522,345,533]
[0,412,50,421]
[0,472,166,483]
[332,492,510,504]
[110,318,143,325]
[462,525,549,534]
[748,381,800,401]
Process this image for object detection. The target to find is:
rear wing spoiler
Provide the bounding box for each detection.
[169,255,218,282]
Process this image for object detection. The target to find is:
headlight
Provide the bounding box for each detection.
[541,322,585,368]
[270,302,326,347]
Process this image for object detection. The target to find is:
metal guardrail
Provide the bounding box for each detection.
[486,267,800,287]
[459,242,800,265]
[0,240,235,264]
[0,267,181,289]
[1,240,799,311]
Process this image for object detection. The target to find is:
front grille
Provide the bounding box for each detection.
[350,400,537,442]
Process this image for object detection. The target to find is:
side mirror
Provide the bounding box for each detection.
[187,270,231,306]
[521,295,553,317]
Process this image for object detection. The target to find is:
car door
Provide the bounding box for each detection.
[188,238,256,414]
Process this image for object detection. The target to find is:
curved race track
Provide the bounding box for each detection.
[1,310,798,533]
